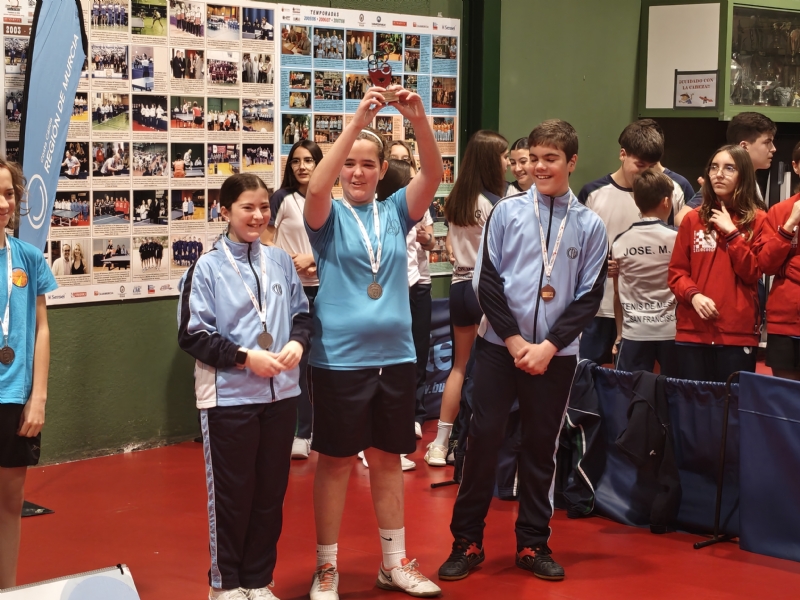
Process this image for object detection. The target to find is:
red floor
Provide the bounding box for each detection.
[18,423,800,599]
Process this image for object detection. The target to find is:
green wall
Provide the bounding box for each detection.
[45,300,197,463]
[41,0,463,464]
[498,0,642,191]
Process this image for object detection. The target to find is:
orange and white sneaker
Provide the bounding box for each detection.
[376,558,441,597]
[309,563,339,600]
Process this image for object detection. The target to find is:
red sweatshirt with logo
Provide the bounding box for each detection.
[668,208,766,346]
[755,194,800,336]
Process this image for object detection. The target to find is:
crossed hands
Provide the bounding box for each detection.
[506,335,557,376]
[242,341,304,378]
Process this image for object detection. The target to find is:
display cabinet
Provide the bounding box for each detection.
[639,0,800,121]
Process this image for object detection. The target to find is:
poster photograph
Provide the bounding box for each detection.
[1,2,458,304]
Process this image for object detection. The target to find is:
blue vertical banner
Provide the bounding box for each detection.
[17,0,87,250]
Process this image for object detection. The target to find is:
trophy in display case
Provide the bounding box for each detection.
[731,5,800,109]
[753,80,775,105]
[730,56,743,104]
[367,53,399,103]
[774,86,793,106]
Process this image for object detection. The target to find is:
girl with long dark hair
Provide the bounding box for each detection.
[426,130,508,467]
[668,144,767,382]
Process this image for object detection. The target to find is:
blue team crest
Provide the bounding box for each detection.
[272,283,283,295]
[387,219,400,236]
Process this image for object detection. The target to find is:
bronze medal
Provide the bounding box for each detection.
[0,346,14,366]
[257,331,273,350]
[540,284,556,302]
[367,282,383,300]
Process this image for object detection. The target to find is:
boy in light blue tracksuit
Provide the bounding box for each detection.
[178,173,312,600]
[439,120,608,583]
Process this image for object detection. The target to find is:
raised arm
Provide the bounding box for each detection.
[392,89,443,221]
[304,89,387,230]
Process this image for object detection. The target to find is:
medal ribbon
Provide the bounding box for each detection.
[220,237,268,332]
[532,190,572,283]
[341,198,382,279]
[0,235,10,348]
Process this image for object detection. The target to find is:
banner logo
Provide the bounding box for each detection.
[25,174,48,230]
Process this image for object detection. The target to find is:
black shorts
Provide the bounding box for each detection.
[310,363,416,457]
[766,334,800,372]
[0,404,41,468]
[449,280,482,327]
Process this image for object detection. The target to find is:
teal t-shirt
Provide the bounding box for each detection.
[306,189,416,369]
[0,236,58,404]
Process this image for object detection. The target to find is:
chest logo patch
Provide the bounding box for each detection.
[12,268,28,288]
[693,230,717,253]
[272,283,283,296]
[567,247,579,259]
[387,219,400,236]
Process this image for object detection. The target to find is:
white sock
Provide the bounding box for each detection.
[433,420,452,448]
[379,527,406,569]
[317,543,338,568]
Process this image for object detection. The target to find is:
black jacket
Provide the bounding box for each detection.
[616,371,682,533]
[559,360,605,518]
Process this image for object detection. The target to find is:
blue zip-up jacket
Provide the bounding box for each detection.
[474,187,608,356]
[177,235,312,408]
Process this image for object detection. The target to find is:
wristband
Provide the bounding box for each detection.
[724,230,741,243]
[778,225,795,241]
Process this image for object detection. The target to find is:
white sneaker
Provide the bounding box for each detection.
[414,422,423,439]
[358,452,415,471]
[209,588,249,600]
[424,443,447,467]
[291,437,311,459]
[309,563,339,600]
[244,585,279,599]
[377,558,441,597]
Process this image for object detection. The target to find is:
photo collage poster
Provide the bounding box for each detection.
[276,6,459,274]
[0,2,459,305]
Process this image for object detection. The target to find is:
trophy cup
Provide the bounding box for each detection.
[368,52,399,103]
[752,80,774,105]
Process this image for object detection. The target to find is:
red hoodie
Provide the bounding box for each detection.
[668,207,766,346]
[755,194,800,336]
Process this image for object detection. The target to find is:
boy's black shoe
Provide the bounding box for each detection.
[515,545,565,581]
[438,538,485,581]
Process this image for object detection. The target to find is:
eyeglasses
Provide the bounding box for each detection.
[290,157,316,168]
[708,164,737,177]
